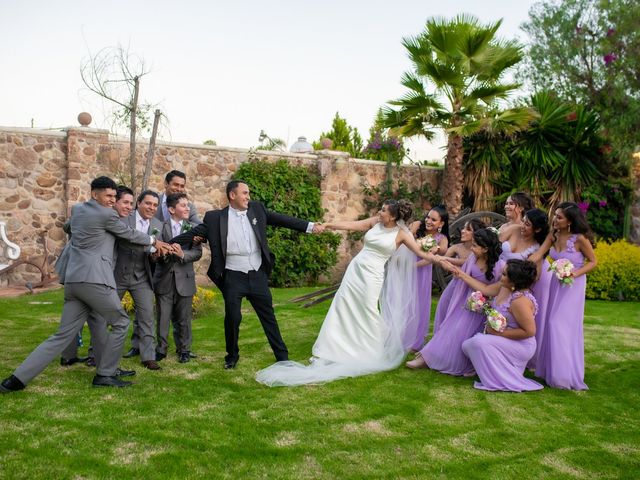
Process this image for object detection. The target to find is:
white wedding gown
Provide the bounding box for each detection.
[256,222,418,386]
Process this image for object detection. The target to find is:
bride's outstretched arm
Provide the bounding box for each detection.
[324,216,378,232]
[398,229,436,263]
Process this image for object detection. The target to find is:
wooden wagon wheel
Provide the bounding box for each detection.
[433,210,507,291]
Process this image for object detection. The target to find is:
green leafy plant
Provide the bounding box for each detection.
[234,159,340,287]
[586,240,640,301]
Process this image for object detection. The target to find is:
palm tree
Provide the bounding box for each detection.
[509,92,602,207]
[383,14,529,215]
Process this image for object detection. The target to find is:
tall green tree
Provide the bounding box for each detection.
[382,14,531,215]
[313,112,363,158]
[520,0,640,166]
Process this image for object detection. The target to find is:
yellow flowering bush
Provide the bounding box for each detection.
[586,240,640,301]
[121,286,216,316]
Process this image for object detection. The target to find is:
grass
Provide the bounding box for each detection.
[0,288,639,479]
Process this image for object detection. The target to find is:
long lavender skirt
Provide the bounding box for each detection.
[432,276,456,335]
[527,258,551,370]
[535,270,589,390]
[462,333,543,392]
[420,301,484,376]
[409,264,433,350]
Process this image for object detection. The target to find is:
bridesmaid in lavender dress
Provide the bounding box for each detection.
[406,228,504,376]
[430,218,487,335]
[457,259,543,392]
[499,208,550,369]
[530,202,597,390]
[408,206,449,351]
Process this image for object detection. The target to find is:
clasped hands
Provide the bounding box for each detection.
[153,240,185,259]
[312,223,326,234]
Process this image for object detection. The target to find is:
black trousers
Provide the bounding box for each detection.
[222,268,288,363]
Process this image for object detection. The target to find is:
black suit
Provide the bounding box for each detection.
[172,201,310,363]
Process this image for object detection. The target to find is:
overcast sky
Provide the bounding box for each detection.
[1,0,536,161]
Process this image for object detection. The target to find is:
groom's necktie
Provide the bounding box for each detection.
[236,210,252,253]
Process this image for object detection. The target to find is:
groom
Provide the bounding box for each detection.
[171,180,322,369]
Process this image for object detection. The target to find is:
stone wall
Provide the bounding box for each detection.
[0,126,441,288]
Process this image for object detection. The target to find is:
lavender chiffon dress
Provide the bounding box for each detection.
[462,291,543,392]
[410,233,445,350]
[499,241,549,370]
[420,255,505,376]
[535,235,589,390]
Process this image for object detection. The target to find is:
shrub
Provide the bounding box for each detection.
[580,180,633,240]
[234,159,341,287]
[121,286,217,316]
[586,240,640,301]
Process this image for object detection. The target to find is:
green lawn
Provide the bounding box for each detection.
[1,288,639,479]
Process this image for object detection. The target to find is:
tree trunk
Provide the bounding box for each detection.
[443,133,464,216]
[129,76,140,194]
[142,109,161,191]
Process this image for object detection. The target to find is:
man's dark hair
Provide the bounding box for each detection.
[166,192,188,209]
[137,190,160,205]
[226,179,247,200]
[116,185,134,201]
[90,176,117,191]
[165,170,187,184]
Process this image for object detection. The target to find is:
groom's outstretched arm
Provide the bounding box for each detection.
[170,220,209,246]
[265,209,311,233]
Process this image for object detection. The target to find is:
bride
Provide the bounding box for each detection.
[256,199,436,386]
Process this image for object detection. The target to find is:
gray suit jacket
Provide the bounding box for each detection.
[153,220,202,296]
[113,213,164,289]
[58,199,152,289]
[155,193,201,224]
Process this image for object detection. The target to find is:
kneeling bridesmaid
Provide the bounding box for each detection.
[460,259,543,392]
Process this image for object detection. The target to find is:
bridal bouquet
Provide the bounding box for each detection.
[548,258,574,287]
[484,307,508,333]
[418,234,438,252]
[466,291,488,313]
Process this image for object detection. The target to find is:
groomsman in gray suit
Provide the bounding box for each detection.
[155,170,201,225]
[153,193,202,363]
[0,177,170,392]
[117,191,164,370]
[59,185,136,368]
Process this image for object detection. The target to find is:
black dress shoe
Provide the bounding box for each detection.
[85,357,96,367]
[92,375,132,388]
[178,352,191,363]
[123,348,140,358]
[115,368,136,377]
[0,375,25,393]
[223,360,238,370]
[155,352,166,362]
[60,356,89,366]
[176,350,198,358]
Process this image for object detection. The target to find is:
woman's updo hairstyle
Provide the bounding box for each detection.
[473,227,502,281]
[384,199,413,223]
[505,259,537,290]
[511,192,535,214]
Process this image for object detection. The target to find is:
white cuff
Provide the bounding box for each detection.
[305,222,315,234]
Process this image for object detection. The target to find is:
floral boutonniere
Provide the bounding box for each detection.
[252,218,257,226]
[151,227,159,237]
[181,222,192,233]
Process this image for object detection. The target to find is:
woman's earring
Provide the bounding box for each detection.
[568,224,571,233]
[438,227,442,233]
